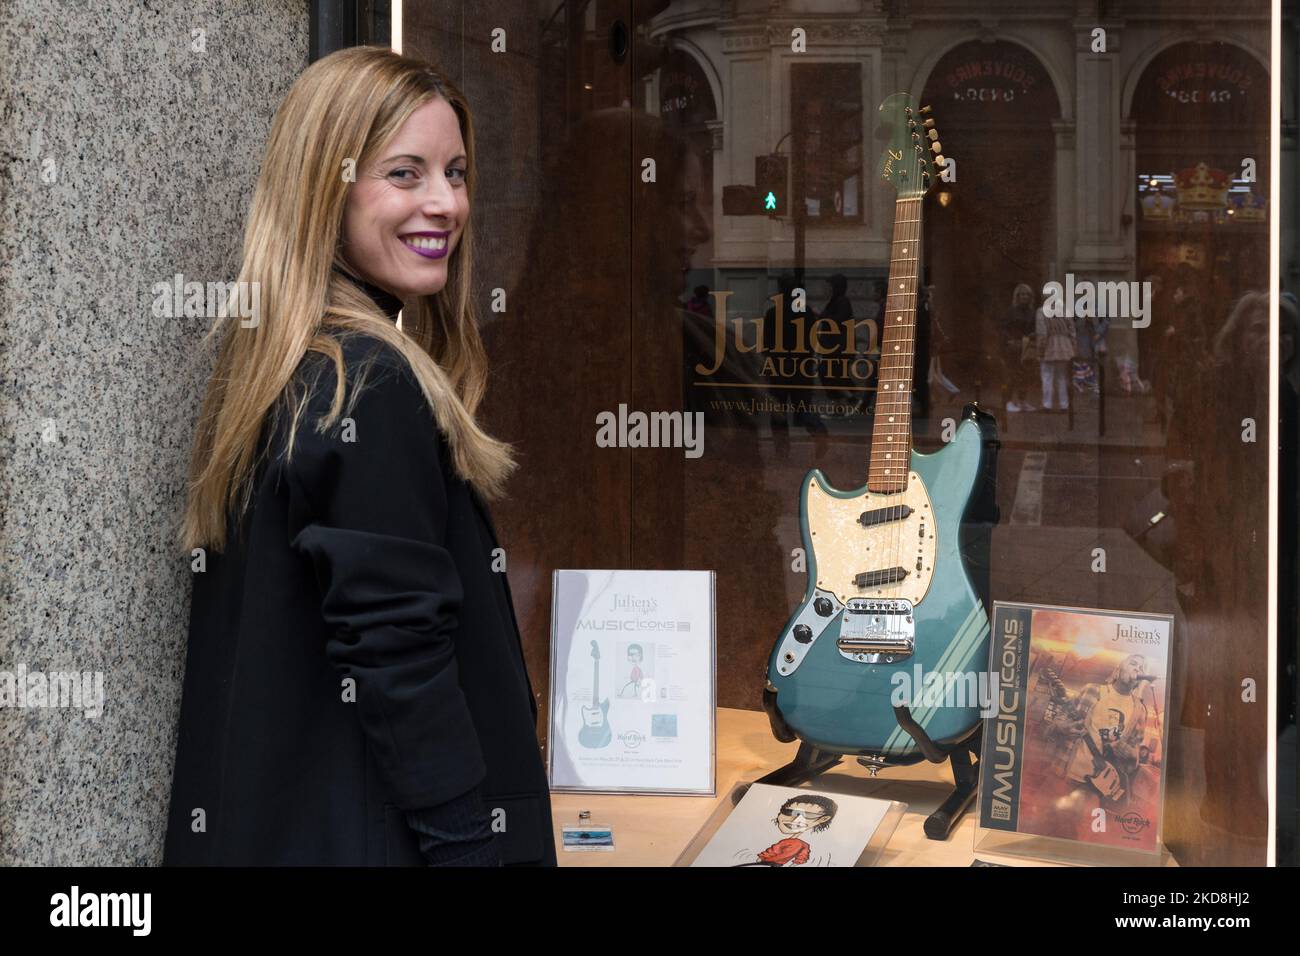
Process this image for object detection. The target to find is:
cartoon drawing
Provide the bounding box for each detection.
[735,794,838,867]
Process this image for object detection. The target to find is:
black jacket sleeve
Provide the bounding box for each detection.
[405,789,501,866]
[283,341,488,809]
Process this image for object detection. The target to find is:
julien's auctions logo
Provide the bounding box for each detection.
[1117,811,1152,835]
[694,290,880,386]
[1115,623,1161,644]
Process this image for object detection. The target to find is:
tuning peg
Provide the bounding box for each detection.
[924,118,935,128]
[930,141,942,153]
[927,129,939,141]
[933,154,946,167]
[919,105,932,115]
[912,131,921,141]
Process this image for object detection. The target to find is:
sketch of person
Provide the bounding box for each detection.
[618,644,645,699]
[736,794,838,867]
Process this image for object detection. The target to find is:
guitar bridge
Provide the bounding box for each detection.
[836,599,915,663]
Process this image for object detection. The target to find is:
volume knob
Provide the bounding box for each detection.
[793,624,814,644]
[813,597,834,617]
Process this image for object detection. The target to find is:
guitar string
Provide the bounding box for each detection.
[887,188,917,644]
[883,196,904,634]
[883,195,906,646]
[898,194,916,645]
[904,137,928,652]
[887,139,923,662]
[861,110,928,682]
[882,194,907,643]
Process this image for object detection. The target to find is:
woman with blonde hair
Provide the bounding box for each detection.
[164,46,554,866]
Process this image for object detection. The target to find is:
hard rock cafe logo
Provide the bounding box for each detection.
[619,730,645,749]
[692,290,880,388]
[1116,811,1152,836]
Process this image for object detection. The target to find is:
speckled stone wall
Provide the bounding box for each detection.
[0,1,307,864]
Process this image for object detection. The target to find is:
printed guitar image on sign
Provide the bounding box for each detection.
[1042,668,1144,813]
[763,93,999,761]
[578,640,612,749]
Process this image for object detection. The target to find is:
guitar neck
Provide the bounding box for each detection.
[868,197,922,495]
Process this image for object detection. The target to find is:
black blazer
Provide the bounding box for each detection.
[164,297,555,866]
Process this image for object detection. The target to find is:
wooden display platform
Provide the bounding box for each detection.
[550,706,1058,866]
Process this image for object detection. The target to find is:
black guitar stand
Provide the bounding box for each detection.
[757,699,983,841]
[892,706,984,840]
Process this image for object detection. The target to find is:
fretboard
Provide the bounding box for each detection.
[868,196,921,495]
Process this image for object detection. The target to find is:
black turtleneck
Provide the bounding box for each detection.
[332,265,500,866]
[335,267,405,323]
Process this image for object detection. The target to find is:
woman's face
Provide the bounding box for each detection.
[340,96,469,303]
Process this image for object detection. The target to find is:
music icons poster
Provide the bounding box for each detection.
[978,602,1173,857]
[548,570,716,794]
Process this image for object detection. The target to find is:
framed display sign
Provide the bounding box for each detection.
[976,602,1175,865]
[547,569,716,794]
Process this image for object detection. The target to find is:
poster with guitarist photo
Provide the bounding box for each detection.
[978,603,1173,859]
[548,569,716,795]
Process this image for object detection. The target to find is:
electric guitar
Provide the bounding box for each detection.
[578,640,612,749]
[764,93,998,761]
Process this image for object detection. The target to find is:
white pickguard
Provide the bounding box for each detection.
[806,470,937,607]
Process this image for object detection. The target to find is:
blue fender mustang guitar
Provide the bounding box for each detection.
[764,94,999,766]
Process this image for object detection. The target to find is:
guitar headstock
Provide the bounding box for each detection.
[590,640,601,660]
[877,93,948,199]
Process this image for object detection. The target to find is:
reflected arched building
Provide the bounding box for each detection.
[645,1,1278,348]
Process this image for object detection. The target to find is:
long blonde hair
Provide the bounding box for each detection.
[179,46,515,554]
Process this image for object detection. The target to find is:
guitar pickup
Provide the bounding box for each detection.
[858,504,913,527]
[854,567,909,588]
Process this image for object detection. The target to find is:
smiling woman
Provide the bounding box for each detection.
[340,96,469,297]
[167,46,554,867]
